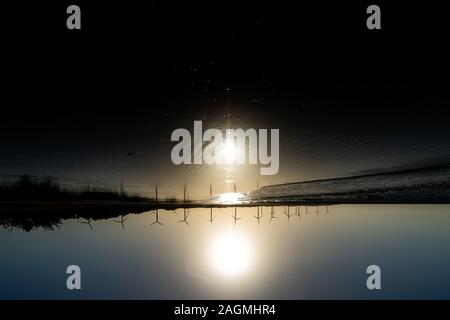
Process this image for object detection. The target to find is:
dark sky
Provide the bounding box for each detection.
[2,1,450,197]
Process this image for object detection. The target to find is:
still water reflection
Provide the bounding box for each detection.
[1,205,450,299]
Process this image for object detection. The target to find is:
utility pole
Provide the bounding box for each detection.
[209,183,214,223]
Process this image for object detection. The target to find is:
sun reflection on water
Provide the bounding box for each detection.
[217,192,244,204]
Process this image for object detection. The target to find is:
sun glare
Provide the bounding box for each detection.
[223,139,236,164]
[217,192,243,204]
[209,232,253,278]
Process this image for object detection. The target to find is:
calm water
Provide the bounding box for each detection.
[1,204,450,299]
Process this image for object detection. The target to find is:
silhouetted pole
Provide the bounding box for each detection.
[232,206,241,225]
[155,185,158,202]
[179,207,189,226]
[255,206,263,225]
[233,182,238,223]
[270,206,277,221]
[120,178,124,200]
[285,206,292,221]
[151,209,163,226]
[209,183,214,223]
[115,215,128,230]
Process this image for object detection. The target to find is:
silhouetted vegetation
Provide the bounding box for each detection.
[0,175,144,202]
[0,215,63,232]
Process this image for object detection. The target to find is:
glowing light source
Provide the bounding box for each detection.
[209,232,253,278]
[223,139,236,164]
[217,192,243,204]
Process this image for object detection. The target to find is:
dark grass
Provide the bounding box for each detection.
[0,175,144,202]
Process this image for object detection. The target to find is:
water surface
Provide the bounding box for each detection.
[1,204,450,299]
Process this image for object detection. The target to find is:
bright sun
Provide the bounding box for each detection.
[209,232,253,278]
[223,139,236,164]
